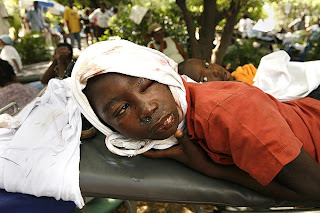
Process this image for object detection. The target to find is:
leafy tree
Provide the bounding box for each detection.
[270,0,320,31]
[176,0,266,64]
[99,0,266,64]
[14,32,51,65]
[100,1,189,51]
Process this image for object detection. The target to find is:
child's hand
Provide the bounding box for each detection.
[143,130,211,170]
[55,46,71,62]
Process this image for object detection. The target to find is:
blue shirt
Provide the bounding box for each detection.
[26,8,45,31]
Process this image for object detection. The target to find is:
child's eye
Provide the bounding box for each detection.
[200,76,207,83]
[115,103,129,117]
[203,76,208,82]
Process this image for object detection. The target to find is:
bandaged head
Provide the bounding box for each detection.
[70,39,187,156]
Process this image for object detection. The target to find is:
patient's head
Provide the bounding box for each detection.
[83,72,179,140]
[178,58,234,82]
[0,59,17,87]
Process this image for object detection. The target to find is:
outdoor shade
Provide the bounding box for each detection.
[19,0,65,15]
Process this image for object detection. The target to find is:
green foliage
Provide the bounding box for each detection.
[14,32,51,65]
[8,13,22,40]
[223,39,270,70]
[99,3,150,46]
[100,2,189,50]
[305,40,320,61]
[271,0,320,31]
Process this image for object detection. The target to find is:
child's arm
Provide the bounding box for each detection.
[275,148,320,200]
[144,130,320,202]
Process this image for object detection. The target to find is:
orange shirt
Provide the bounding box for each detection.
[184,80,320,185]
[231,64,257,84]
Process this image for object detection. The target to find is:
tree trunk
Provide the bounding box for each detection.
[214,0,241,65]
[198,0,222,61]
[177,0,224,61]
[176,0,201,58]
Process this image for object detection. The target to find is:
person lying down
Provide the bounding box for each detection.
[70,40,320,202]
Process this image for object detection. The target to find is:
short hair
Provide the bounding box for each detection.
[56,43,73,60]
[0,59,16,87]
[100,2,107,7]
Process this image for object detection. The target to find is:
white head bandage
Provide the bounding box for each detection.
[70,40,187,156]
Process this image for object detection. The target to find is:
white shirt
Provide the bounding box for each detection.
[148,37,185,64]
[0,45,23,73]
[89,8,113,28]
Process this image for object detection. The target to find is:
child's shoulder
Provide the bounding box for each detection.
[186,81,252,100]
[185,81,254,115]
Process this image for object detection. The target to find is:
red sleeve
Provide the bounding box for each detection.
[207,87,303,185]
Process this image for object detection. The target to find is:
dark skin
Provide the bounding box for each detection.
[84,73,180,140]
[40,46,72,85]
[179,58,235,83]
[84,73,320,202]
[145,130,320,202]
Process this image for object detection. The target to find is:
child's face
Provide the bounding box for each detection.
[182,59,234,82]
[84,73,180,140]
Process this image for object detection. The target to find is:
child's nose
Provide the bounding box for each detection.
[140,101,158,124]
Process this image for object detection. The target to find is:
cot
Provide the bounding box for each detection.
[80,131,320,213]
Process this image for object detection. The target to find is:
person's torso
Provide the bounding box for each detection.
[184,81,320,165]
[0,4,9,35]
[95,9,112,28]
[1,45,23,72]
[64,7,81,33]
[28,9,44,31]
[150,37,184,63]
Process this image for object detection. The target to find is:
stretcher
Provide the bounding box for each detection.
[2,89,320,213]
[80,131,320,213]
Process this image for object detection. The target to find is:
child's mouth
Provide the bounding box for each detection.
[160,114,174,130]
[151,113,175,133]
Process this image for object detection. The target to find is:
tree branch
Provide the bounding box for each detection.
[215,0,241,64]
[176,0,200,57]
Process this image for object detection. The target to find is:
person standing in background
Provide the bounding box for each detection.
[0,0,10,36]
[82,7,94,46]
[26,1,47,32]
[89,2,113,39]
[63,0,81,50]
[147,23,189,64]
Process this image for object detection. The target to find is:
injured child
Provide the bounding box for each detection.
[70,40,320,202]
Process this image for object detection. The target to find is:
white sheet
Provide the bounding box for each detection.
[253,50,320,102]
[0,78,84,208]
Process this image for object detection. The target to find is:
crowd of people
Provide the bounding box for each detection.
[1,0,320,212]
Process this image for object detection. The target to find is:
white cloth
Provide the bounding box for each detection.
[0,45,23,73]
[148,37,185,64]
[0,0,9,35]
[0,78,84,208]
[70,39,187,157]
[253,50,320,102]
[89,8,113,28]
[129,5,149,25]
